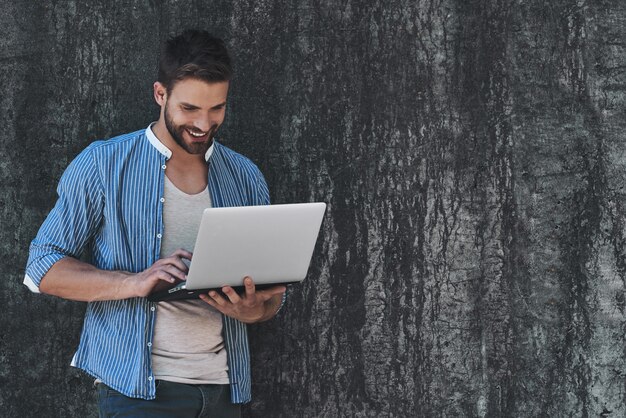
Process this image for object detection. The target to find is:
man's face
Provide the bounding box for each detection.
[159,78,229,155]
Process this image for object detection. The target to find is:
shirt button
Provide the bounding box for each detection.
[160,197,165,203]
[161,164,166,170]
[148,376,153,381]
[150,306,155,312]
[147,342,152,347]
[156,233,162,239]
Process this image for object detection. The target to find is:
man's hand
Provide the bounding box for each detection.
[199,277,286,324]
[126,249,192,297]
[39,248,193,302]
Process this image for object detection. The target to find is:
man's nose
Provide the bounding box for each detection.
[192,117,214,133]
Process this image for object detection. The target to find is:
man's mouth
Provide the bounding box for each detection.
[186,128,209,140]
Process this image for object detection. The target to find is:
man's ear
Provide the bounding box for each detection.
[153,82,167,106]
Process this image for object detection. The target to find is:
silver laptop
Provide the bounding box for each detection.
[148,202,326,302]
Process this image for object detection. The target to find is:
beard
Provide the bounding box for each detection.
[164,104,218,155]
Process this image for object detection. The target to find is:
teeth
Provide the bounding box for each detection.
[187,129,206,137]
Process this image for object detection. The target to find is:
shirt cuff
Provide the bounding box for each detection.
[24,252,66,292]
[23,274,41,293]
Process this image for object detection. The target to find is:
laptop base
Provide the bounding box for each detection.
[147,282,296,302]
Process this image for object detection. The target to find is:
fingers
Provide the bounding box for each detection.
[135,250,193,297]
[242,277,285,302]
[148,266,185,287]
[199,277,287,310]
[198,277,286,323]
[159,264,187,282]
[199,290,232,315]
[235,280,287,306]
[146,262,187,285]
[221,287,242,304]
[199,286,249,311]
[243,277,257,303]
[170,248,193,261]
[208,290,230,306]
[154,270,174,283]
[155,250,191,276]
[199,293,224,314]
[255,285,287,301]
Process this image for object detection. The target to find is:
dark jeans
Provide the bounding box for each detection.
[97,380,241,418]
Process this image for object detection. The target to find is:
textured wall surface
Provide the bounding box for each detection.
[1,1,626,417]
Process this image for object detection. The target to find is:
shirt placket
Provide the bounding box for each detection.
[145,153,168,396]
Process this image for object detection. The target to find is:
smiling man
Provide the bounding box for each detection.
[24,30,285,417]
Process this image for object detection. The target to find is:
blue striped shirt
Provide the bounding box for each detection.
[24,125,271,402]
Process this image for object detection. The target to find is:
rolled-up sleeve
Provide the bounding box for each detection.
[24,144,104,292]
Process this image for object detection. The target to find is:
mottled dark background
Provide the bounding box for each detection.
[1,0,625,417]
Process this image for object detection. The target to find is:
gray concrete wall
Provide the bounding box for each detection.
[2,1,626,417]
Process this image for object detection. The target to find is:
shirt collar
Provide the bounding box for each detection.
[145,122,214,161]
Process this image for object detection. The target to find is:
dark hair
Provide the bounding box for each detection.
[157,29,232,91]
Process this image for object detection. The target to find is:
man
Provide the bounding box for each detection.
[24,29,286,417]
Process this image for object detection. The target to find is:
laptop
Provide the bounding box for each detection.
[148,202,326,302]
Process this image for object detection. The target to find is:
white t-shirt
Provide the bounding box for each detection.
[150,175,229,384]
